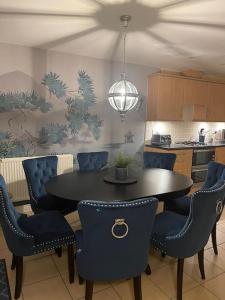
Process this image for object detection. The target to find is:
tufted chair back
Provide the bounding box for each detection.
[202,161,225,189]
[0,175,34,256]
[166,181,225,258]
[143,152,176,170]
[22,156,58,212]
[77,151,108,171]
[76,198,158,281]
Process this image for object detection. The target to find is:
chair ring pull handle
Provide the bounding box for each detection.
[216,201,223,215]
[111,218,129,239]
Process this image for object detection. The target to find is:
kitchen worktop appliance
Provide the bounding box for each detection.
[150,134,172,146]
[191,148,215,183]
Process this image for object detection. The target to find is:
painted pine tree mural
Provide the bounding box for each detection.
[66,70,102,140]
[42,72,68,98]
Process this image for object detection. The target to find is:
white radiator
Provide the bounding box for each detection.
[0,155,74,202]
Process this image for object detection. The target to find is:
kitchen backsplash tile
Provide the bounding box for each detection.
[145,121,225,143]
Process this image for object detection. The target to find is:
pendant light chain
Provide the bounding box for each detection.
[107,14,139,121]
[123,20,128,76]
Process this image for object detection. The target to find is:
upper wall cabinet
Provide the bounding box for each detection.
[207,83,225,122]
[147,73,225,122]
[147,74,184,121]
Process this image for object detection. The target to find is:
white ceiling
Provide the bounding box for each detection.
[0,0,225,73]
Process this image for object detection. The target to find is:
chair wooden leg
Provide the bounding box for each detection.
[11,254,16,270]
[55,247,62,257]
[78,274,84,285]
[177,258,184,300]
[198,248,205,279]
[161,251,166,258]
[145,264,151,275]
[133,276,142,300]
[67,244,74,283]
[15,256,23,299]
[85,280,93,300]
[211,223,218,255]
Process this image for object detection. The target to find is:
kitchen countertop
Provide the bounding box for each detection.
[145,142,225,150]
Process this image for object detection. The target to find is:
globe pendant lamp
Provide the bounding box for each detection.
[108,15,139,121]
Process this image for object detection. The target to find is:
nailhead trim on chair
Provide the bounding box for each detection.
[0,189,34,240]
[80,198,154,208]
[151,181,225,254]
[165,182,225,242]
[0,185,76,258]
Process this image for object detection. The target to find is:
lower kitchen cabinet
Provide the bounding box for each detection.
[144,147,193,177]
[215,147,225,164]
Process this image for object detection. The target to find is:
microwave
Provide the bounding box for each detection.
[150,134,172,146]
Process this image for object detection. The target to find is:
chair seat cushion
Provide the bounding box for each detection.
[151,211,188,250]
[18,211,75,244]
[165,196,190,216]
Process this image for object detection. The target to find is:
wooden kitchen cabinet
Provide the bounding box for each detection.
[207,83,225,122]
[147,73,225,122]
[183,79,209,106]
[182,79,209,121]
[144,146,193,177]
[215,147,225,164]
[147,74,184,121]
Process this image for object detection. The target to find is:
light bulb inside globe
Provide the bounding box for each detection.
[108,74,139,121]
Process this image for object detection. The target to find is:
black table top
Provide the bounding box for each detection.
[45,168,193,202]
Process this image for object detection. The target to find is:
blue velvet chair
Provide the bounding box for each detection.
[23,156,77,215]
[143,152,176,170]
[75,198,158,300]
[151,181,225,300]
[166,161,225,255]
[77,151,108,171]
[0,175,75,299]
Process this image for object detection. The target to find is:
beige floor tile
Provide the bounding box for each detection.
[61,272,110,300]
[205,230,225,250]
[150,264,199,298]
[0,232,7,250]
[52,250,69,273]
[23,255,59,285]
[148,249,176,272]
[220,210,225,221]
[112,275,168,300]
[65,212,80,224]
[184,255,224,282]
[218,242,225,250]
[79,287,120,300]
[205,246,225,270]
[23,251,54,262]
[203,273,225,299]
[6,265,24,299]
[23,276,72,300]
[0,247,13,266]
[217,223,225,233]
[179,286,218,300]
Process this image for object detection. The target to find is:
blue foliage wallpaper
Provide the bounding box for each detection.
[0,69,103,158]
[0,43,155,162]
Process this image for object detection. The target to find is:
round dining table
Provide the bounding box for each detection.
[45,168,193,203]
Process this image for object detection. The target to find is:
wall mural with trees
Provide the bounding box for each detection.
[0,69,103,158]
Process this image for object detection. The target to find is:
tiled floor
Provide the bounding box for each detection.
[1,209,225,299]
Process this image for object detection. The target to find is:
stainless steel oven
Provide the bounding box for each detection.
[191,148,215,183]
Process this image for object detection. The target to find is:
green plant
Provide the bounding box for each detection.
[114,153,133,168]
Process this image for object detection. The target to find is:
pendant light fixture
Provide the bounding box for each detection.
[108,15,139,121]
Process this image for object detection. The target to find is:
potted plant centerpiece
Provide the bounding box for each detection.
[114,152,133,181]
